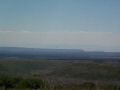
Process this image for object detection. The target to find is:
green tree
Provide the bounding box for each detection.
[17,78,45,90]
[0,76,16,90]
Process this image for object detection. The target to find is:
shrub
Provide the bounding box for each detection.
[17,78,45,90]
[82,82,96,90]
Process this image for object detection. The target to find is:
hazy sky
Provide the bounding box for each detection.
[0,0,120,51]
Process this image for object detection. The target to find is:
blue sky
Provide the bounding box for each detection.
[0,0,120,51]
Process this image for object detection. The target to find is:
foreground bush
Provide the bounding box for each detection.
[0,76,120,90]
[81,82,95,90]
[17,78,45,90]
[0,76,46,90]
[0,76,22,90]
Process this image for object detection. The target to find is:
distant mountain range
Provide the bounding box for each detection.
[0,47,120,60]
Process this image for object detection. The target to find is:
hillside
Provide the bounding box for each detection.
[0,47,120,60]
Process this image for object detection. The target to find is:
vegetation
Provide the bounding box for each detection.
[0,76,46,90]
[0,59,120,90]
[0,76,120,90]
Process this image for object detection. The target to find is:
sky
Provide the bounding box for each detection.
[0,0,120,52]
